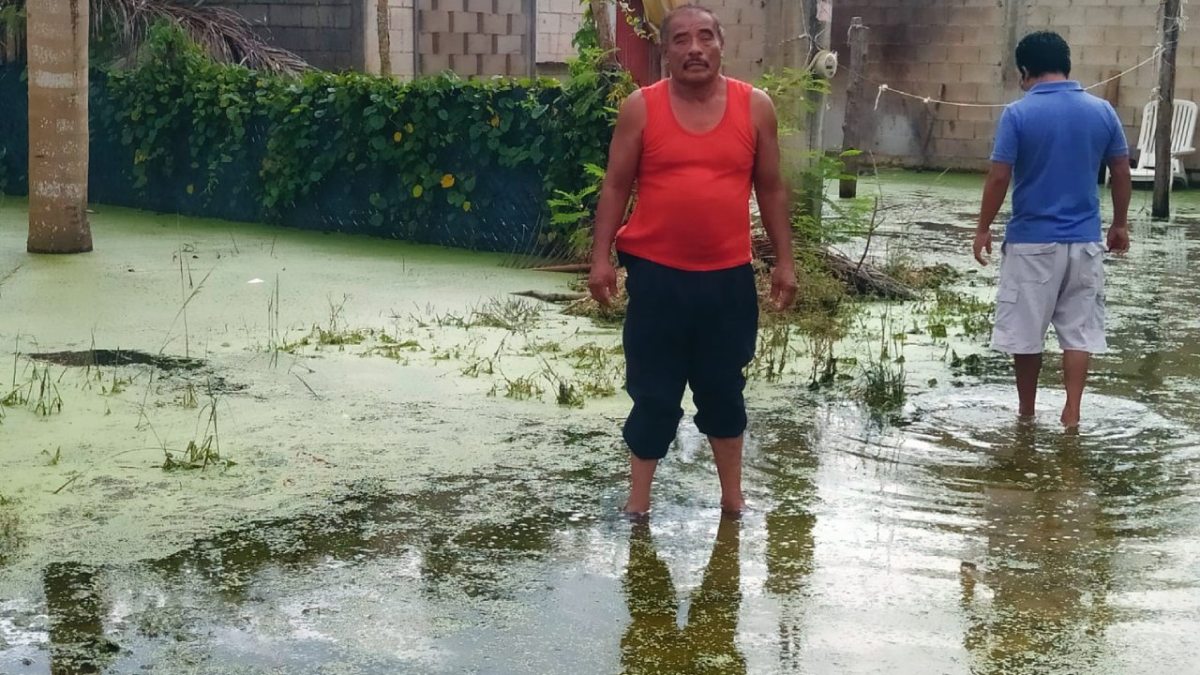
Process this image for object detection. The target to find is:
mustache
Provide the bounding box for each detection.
[684,59,709,67]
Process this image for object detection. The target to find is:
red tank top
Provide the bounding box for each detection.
[615,77,757,271]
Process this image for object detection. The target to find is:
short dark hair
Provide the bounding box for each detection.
[1015,31,1071,78]
[660,4,724,45]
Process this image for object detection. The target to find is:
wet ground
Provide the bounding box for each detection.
[1,173,1199,673]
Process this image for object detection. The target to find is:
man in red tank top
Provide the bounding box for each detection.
[588,4,797,517]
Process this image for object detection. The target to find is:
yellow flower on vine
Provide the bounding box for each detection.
[393,131,403,143]
[440,174,456,189]
[462,201,472,212]
[490,115,500,128]
[405,123,415,134]
[412,184,424,198]
[186,184,195,195]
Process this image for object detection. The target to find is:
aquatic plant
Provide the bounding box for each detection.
[163,389,234,471]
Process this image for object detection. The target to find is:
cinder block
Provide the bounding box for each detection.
[1081,45,1121,68]
[392,27,415,52]
[451,11,481,32]
[467,0,494,12]
[919,45,949,64]
[1103,27,1143,49]
[495,0,523,15]
[496,34,524,55]
[467,33,491,54]
[300,6,324,27]
[946,45,981,65]
[390,7,411,30]
[439,0,466,11]
[960,63,998,83]
[421,9,451,32]
[928,62,963,84]
[723,24,753,44]
[269,5,305,28]
[902,63,931,82]
[442,32,469,55]
[452,53,481,75]
[422,54,452,73]
[509,14,528,35]
[1072,25,1106,48]
[483,12,509,34]
[481,54,510,75]
[942,83,980,105]
[419,32,434,54]
[956,103,996,124]
[1085,7,1121,25]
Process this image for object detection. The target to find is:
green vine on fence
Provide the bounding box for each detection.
[95,23,632,250]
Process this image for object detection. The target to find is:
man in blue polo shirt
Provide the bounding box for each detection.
[974,31,1132,428]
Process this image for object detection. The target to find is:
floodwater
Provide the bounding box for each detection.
[1,173,1199,674]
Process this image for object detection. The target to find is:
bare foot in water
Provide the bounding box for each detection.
[720,497,746,516]
[1061,405,1080,430]
[622,500,651,520]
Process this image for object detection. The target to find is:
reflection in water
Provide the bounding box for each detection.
[962,422,1114,673]
[760,421,818,672]
[621,517,744,675]
[44,562,115,675]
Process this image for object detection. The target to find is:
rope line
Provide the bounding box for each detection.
[874,44,1171,111]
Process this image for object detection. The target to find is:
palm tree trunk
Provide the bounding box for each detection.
[27,0,92,254]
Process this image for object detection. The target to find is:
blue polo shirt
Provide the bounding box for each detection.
[990,80,1128,243]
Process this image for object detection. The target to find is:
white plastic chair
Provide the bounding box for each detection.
[1125,98,1198,188]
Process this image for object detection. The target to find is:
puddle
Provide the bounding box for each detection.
[2,171,1199,672]
[28,349,204,371]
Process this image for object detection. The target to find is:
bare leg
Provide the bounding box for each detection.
[625,455,658,516]
[1061,350,1090,429]
[1013,353,1043,417]
[709,435,745,514]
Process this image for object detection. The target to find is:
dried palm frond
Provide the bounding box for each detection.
[0,0,309,74]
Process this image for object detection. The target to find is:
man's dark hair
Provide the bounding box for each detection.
[660,4,725,45]
[1015,31,1071,78]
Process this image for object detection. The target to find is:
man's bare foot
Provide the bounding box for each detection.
[1060,406,1080,429]
[720,498,746,516]
[622,499,651,519]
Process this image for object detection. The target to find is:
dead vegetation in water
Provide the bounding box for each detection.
[0,494,23,562]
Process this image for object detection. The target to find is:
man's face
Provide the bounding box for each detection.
[664,10,723,85]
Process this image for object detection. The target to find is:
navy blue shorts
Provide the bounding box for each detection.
[619,252,759,460]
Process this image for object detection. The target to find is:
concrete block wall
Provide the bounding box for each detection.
[537,0,582,65]
[699,0,767,82]
[210,0,361,71]
[416,0,534,76]
[826,0,1199,170]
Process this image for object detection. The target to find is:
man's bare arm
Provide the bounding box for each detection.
[751,88,797,310]
[588,91,645,305]
[974,161,1012,265]
[591,91,644,265]
[1106,155,1131,253]
[979,161,1012,232]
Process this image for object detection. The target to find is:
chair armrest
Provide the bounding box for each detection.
[1171,147,1195,156]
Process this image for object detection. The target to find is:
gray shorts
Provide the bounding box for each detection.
[990,242,1107,355]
